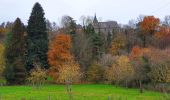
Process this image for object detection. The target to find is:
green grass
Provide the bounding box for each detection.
[0,84,168,100]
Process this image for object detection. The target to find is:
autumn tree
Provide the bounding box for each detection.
[0,44,5,79]
[48,34,80,82]
[144,48,170,83]
[154,26,170,49]
[110,33,126,55]
[48,34,81,99]
[58,61,81,100]
[27,63,47,88]
[26,2,49,71]
[105,56,134,86]
[130,46,151,93]
[87,62,104,83]
[4,18,26,84]
[140,16,160,47]
[0,28,8,42]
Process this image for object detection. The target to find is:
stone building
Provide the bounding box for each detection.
[92,14,119,34]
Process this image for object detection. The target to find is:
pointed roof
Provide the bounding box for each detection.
[93,13,98,23]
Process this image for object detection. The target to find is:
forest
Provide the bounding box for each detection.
[0,2,170,99]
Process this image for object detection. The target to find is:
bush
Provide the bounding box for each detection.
[27,63,47,88]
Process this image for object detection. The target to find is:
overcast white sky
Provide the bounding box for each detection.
[1,0,170,25]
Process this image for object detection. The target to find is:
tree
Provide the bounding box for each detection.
[140,16,160,47]
[0,28,8,42]
[140,16,160,35]
[0,44,5,79]
[58,61,81,100]
[110,33,126,55]
[130,46,151,93]
[91,33,104,59]
[105,56,134,86]
[48,34,73,82]
[71,31,93,71]
[154,26,170,49]
[163,15,170,27]
[27,63,47,88]
[84,23,104,59]
[144,48,170,83]
[26,2,49,71]
[130,45,150,59]
[87,62,103,83]
[48,34,81,99]
[4,18,26,84]
[61,15,76,35]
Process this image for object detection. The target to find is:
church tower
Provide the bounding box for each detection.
[93,13,98,23]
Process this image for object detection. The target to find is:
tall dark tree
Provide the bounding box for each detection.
[85,24,103,59]
[26,2,49,71]
[4,18,26,84]
[91,33,103,59]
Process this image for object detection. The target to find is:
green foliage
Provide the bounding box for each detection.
[4,18,26,85]
[0,78,6,86]
[26,2,49,71]
[4,32,13,48]
[91,33,104,59]
[84,24,95,34]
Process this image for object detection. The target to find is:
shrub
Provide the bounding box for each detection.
[27,63,47,88]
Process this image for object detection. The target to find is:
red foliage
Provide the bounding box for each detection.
[140,16,160,35]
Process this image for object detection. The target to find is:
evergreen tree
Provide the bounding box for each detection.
[91,33,103,59]
[26,2,49,71]
[85,24,103,59]
[4,18,26,84]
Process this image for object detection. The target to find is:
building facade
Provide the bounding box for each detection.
[92,14,119,34]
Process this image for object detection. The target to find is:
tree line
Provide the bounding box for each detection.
[0,2,170,93]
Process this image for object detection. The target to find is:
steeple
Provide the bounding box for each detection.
[93,13,98,23]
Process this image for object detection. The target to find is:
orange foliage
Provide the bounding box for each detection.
[140,16,160,35]
[48,34,74,81]
[130,46,150,59]
[155,26,170,39]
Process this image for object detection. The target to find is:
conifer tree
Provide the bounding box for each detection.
[26,2,49,71]
[4,18,26,84]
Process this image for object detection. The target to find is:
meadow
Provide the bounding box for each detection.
[0,84,168,100]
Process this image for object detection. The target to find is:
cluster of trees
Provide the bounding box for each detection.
[0,2,170,92]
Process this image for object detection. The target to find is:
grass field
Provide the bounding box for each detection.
[0,84,169,100]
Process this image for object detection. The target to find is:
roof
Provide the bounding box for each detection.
[93,21,119,29]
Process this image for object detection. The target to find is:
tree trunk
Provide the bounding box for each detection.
[139,80,143,93]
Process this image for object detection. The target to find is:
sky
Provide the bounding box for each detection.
[1,0,170,25]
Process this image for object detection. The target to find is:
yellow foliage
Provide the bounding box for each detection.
[167,69,170,83]
[58,61,81,84]
[105,56,134,83]
[0,44,5,77]
[110,34,126,55]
